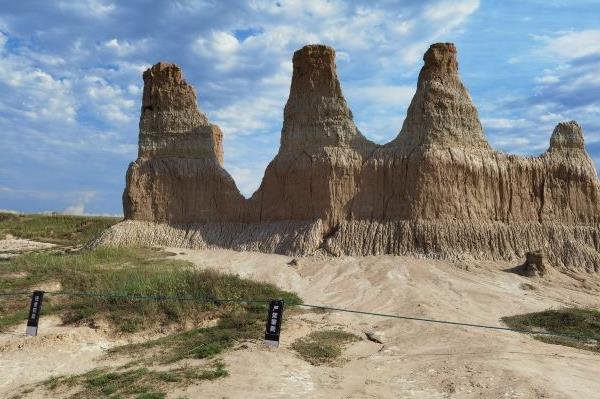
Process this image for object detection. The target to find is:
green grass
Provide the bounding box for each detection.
[0,211,120,246]
[502,308,600,353]
[291,329,360,365]
[0,247,301,333]
[1,245,301,397]
[111,303,275,364]
[42,361,227,399]
[1,215,303,396]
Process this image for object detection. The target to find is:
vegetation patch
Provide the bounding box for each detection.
[41,361,227,399]
[1,215,303,396]
[112,303,272,364]
[0,212,120,246]
[291,329,360,365]
[0,247,300,334]
[502,308,600,353]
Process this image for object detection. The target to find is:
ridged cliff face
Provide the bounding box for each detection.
[101,43,600,274]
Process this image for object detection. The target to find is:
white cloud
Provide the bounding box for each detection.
[127,84,142,96]
[228,165,261,197]
[541,29,600,60]
[347,85,414,105]
[211,95,284,136]
[481,118,528,129]
[194,31,240,56]
[58,0,115,17]
[534,74,559,84]
[0,53,76,123]
[103,38,146,56]
[424,0,479,22]
[63,191,97,215]
[249,0,345,18]
[84,75,136,123]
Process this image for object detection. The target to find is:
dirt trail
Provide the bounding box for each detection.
[1,249,599,398]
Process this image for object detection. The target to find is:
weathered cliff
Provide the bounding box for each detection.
[352,44,600,224]
[97,43,600,274]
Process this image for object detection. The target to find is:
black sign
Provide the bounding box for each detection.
[264,299,284,347]
[26,290,44,336]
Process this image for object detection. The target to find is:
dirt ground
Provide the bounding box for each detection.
[2,247,600,398]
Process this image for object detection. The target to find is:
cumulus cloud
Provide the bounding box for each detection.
[541,30,600,60]
[63,191,97,215]
[0,51,76,123]
[481,118,529,130]
[84,75,136,123]
[58,0,116,18]
[103,38,148,56]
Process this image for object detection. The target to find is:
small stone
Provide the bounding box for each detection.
[365,330,385,344]
[522,251,549,277]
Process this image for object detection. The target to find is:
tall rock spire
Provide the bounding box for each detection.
[251,44,375,224]
[138,62,224,164]
[548,121,586,152]
[394,43,490,150]
[280,44,373,153]
[123,62,243,223]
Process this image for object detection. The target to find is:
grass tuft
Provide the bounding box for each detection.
[291,329,360,365]
[42,361,227,398]
[502,308,600,353]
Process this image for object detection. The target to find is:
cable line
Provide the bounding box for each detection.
[1,290,599,342]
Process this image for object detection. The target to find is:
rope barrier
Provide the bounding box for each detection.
[1,290,599,342]
[0,291,31,297]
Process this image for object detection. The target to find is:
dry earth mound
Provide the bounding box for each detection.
[96,43,600,273]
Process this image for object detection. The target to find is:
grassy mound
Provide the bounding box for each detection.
[1,247,300,333]
[2,246,302,398]
[502,308,600,353]
[1,215,303,398]
[0,212,120,246]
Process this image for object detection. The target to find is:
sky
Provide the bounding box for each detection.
[0,0,599,215]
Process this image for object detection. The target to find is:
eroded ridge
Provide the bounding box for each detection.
[99,43,600,273]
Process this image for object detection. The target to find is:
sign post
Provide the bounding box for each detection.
[264,299,284,348]
[26,290,44,336]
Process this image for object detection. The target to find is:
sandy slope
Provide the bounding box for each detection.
[173,249,600,399]
[1,249,599,398]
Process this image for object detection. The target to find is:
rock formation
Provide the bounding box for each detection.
[521,251,549,277]
[96,43,600,274]
[247,45,376,227]
[123,62,245,224]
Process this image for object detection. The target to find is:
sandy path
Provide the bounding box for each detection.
[0,316,116,394]
[172,249,600,399]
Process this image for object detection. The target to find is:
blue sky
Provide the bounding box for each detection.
[0,0,598,215]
